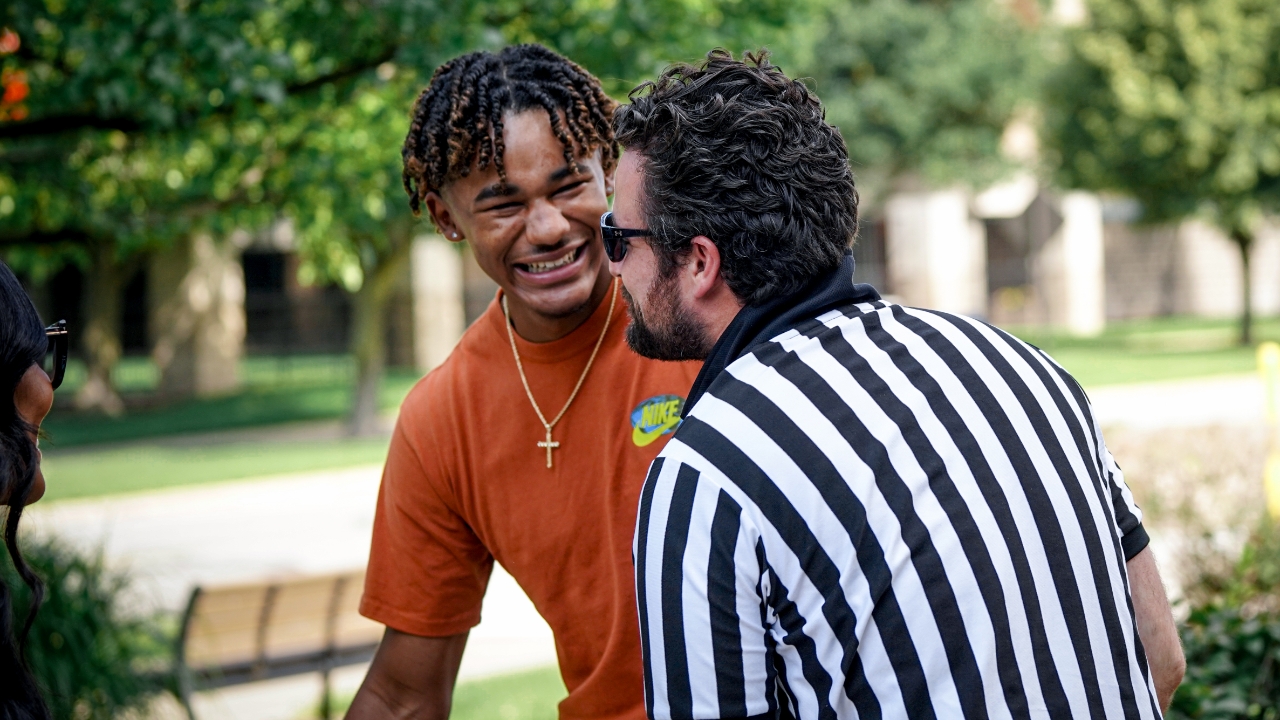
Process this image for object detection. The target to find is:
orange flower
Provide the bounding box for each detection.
[0,29,18,56]
[2,70,28,104]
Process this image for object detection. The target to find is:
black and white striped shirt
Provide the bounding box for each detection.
[635,300,1158,720]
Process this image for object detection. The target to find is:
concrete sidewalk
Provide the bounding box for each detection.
[23,466,556,719]
[1087,372,1265,429]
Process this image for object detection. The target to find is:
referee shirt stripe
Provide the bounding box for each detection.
[682,474,728,716]
[957,317,1144,720]
[745,342,987,719]
[636,458,665,719]
[709,490,749,715]
[840,313,1042,720]
[636,303,1160,720]
[876,307,1074,715]
[641,458,679,720]
[661,464,701,716]
[710,370,930,718]
[904,309,1112,719]
[676,419,851,720]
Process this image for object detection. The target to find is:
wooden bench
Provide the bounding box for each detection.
[172,570,384,719]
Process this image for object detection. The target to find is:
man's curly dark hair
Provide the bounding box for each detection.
[402,44,618,214]
[613,49,858,305]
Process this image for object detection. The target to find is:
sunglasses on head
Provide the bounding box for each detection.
[599,212,652,263]
[43,320,68,391]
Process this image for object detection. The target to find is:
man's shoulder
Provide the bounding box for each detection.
[398,299,506,419]
[688,299,1074,424]
[749,300,1048,372]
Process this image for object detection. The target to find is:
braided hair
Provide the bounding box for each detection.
[402,44,619,215]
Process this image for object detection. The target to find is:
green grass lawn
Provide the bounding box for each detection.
[39,436,390,502]
[44,359,421,448]
[1010,315,1280,387]
[331,665,567,720]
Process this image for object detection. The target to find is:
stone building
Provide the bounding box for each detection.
[868,182,1280,335]
[26,228,468,400]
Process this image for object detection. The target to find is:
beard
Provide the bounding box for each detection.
[621,274,712,361]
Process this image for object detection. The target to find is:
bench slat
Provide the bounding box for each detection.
[179,570,383,679]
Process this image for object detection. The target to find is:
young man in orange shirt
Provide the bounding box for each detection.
[347,45,699,719]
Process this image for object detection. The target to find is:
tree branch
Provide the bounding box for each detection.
[0,44,401,142]
[288,45,400,96]
[0,228,97,247]
[0,114,143,140]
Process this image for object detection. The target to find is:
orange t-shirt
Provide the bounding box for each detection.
[361,286,700,720]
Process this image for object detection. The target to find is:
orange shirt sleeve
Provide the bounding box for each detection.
[360,384,494,637]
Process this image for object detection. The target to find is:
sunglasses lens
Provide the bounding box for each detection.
[43,328,66,390]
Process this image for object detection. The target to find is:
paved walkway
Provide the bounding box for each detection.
[19,371,1269,719]
[24,466,556,720]
[1087,373,1265,429]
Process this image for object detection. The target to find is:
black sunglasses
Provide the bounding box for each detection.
[599,212,651,263]
[43,320,68,391]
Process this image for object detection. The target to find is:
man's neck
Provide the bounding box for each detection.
[505,268,614,343]
[695,284,745,353]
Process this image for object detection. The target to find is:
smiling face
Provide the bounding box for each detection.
[425,110,613,342]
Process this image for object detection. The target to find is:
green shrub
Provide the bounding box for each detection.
[1170,521,1280,719]
[1,535,169,719]
[1169,605,1280,720]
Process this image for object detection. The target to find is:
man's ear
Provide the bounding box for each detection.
[424,191,465,242]
[686,235,725,301]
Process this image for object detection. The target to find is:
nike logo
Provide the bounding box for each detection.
[632,417,681,447]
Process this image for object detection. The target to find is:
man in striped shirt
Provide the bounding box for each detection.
[607,49,1185,719]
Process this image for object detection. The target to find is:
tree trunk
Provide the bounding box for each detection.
[347,243,412,436]
[74,244,127,415]
[1231,228,1254,346]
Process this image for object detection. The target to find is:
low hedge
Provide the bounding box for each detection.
[1,536,168,719]
[1169,521,1280,719]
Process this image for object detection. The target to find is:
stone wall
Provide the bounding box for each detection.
[1103,218,1280,320]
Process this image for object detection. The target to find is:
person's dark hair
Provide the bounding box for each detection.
[614,49,859,305]
[0,261,50,718]
[402,43,619,214]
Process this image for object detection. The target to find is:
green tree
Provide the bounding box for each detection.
[2,0,804,429]
[0,0,463,412]
[1046,0,1280,344]
[801,0,1044,203]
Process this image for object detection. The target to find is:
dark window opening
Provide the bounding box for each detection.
[243,251,350,355]
[121,269,148,354]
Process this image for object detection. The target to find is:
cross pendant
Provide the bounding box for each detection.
[537,428,560,469]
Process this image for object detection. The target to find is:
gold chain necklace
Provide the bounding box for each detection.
[502,279,618,468]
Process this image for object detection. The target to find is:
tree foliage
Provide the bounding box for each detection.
[0,0,800,266]
[1046,0,1280,342]
[802,0,1044,201]
[0,0,803,422]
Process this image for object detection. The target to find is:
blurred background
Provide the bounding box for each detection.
[1,0,1279,717]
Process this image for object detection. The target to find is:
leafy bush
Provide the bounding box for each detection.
[1,535,169,719]
[1169,606,1280,720]
[1169,521,1280,720]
